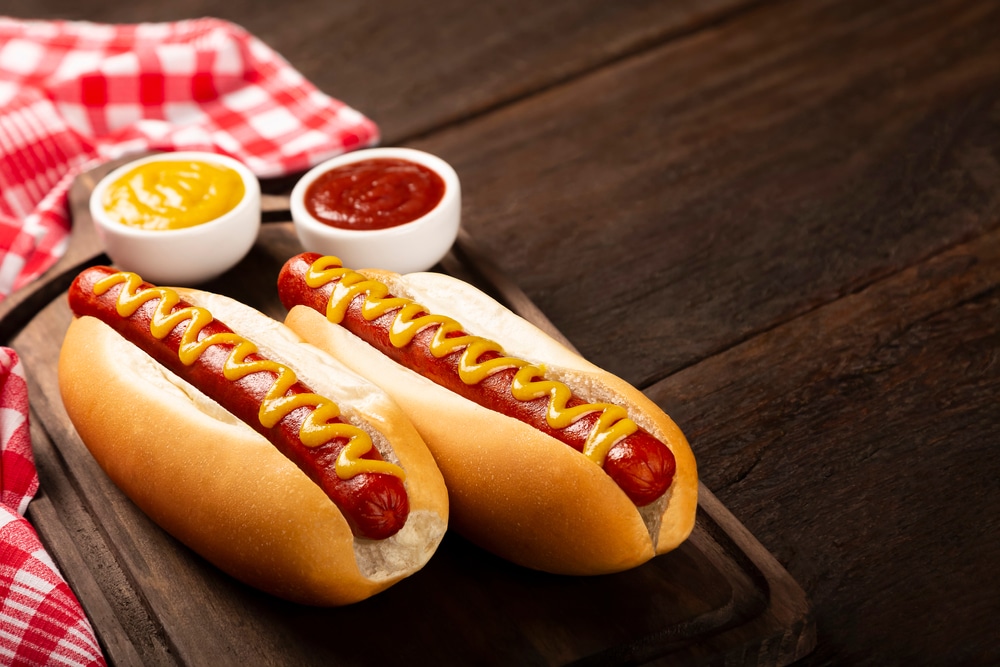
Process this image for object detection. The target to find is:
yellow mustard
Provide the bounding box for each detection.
[103,160,246,231]
[91,271,405,482]
[305,257,640,466]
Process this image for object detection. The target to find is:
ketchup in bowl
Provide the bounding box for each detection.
[305,158,445,231]
[290,147,461,274]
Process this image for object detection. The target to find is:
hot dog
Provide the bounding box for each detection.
[278,253,698,575]
[58,266,448,605]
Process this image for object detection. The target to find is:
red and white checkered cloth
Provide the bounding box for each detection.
[0,15,379,299]
[0,348,105,667]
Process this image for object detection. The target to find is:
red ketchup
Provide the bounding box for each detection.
[304,158,445,231]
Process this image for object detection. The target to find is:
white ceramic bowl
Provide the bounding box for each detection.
[89,151,261,285]
[290,147,461,274]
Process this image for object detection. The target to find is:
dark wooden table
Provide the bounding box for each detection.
[2,0,998,665]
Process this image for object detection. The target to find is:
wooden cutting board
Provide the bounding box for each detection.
[0,158,815,666]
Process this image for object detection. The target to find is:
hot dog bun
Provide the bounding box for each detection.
[283,269,697,575]
[58,288,448,606]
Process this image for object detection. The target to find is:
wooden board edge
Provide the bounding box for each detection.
[5,171,816,664]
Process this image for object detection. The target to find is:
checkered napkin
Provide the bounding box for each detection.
[0,15,379,299]
[0,348,105,667]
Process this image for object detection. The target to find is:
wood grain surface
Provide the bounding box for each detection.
[425,0,1000,386]
[656,229,1000,664]
[2,0,998,664]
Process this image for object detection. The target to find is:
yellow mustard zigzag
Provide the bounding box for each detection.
[93,271,404,481]
[305,256,637,465]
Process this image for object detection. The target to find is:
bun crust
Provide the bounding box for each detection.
[283,270,697,575]
[58,297,448,606]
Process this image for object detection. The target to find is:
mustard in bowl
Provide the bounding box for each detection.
[90,152,261,285]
